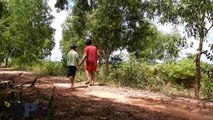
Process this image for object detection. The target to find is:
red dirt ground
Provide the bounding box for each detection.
[1,68,213,120]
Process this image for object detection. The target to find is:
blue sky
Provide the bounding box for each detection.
[48,0,213,63]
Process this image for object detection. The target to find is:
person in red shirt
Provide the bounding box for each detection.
[79,39,99,86]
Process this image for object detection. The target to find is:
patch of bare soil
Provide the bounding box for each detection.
[1,68,213,120]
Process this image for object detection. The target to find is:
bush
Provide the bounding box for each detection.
[12,61,66,76]
[108,59,154,89]
[30,61,66,76]
[201,63,213,99]
[157,59,195,87]
[202,76,213,99]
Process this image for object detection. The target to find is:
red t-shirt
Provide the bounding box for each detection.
[84,45,98,64]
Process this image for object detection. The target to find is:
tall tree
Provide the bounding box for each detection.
[88,0,155,75]
[130,26,185,62]
[60,0,90,63]
[60,0,156,75]
[149,0,213,99]
[2,0,55,65]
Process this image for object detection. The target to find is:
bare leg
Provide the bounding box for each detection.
[85,70,91,84]
[70,75,75,88]
[89,71,95,86]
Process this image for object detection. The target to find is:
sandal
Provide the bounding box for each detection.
[85,81,90,84]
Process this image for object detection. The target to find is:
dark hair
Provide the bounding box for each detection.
[70,44,77,49]
[85,39,92,45]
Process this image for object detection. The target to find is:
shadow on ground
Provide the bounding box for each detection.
[1,68,211,120]
[33,87,187,120]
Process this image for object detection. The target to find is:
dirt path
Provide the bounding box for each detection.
[1,68,213,120]
[52,82,213,120]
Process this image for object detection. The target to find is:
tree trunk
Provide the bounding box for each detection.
[104,53,110,79]
[194,39,203,99]
[5,57,8,67]
[194,13,206,99]
[0,58,3,67]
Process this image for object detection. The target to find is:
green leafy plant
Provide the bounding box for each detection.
[108,59,154,89]
[158,59,195,88]
[12,61,66,76]
[202,77,213,99]
[31,61,65,76]
[201,63,213,99]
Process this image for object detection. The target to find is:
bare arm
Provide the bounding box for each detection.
[97,49,100,64]
[76,54,80,67]
[78,54,87,66]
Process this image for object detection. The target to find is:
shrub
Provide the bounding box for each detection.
[11,61,66,76]
[30,61,66,76]
[108,59,154,89]
[202,76,213,99]
[201,63,213,99]
[158,59,195,87]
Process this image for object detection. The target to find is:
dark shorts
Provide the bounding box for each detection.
[67,66,77,77]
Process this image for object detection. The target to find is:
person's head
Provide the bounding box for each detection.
[85,39,92,45]
[70,44,77,50]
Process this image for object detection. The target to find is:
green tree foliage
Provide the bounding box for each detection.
[130,26,185,62]
[0,0,9,65]
[0,0,8,18]
[1,0,55,65]
[86,0,154,75]
[60,0,158,75]
[60,0,90,62]
[148,0,213,99]
[55,0,69,11]
[59,0,187,76]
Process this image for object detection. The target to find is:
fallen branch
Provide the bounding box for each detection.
[18,76,40,88]
[13,76,40,101]
[48,86,55,108]
[27,76,40,88]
